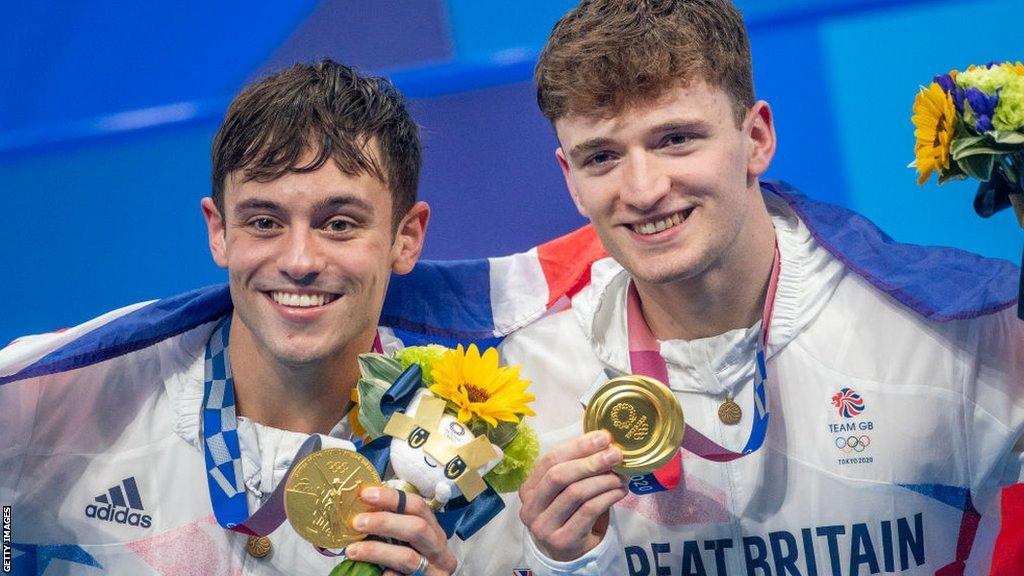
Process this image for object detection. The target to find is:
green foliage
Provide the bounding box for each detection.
[329,559,382,576]
[356,353,405,439]
[484,423,540,493]
[394,345,447,385]
[958,153,997,181]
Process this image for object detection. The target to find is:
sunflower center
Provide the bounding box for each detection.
[464,383,490,403]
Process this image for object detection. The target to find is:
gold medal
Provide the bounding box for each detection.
[583,376,684,476]
[284,448,382,549]
[718,396,742,425]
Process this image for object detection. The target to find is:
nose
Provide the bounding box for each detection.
[278,228,324,284]
[620,152,671,212]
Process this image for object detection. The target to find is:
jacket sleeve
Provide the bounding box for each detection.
[966,305,1024,487]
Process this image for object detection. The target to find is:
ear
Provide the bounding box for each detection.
[201,197,228,269]
[556,147,589,218]
[746,100,777,179]
[391,201,431,275]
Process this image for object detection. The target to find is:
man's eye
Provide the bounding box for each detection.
[249,217,278,231]
[586,152,614,166]
[663,133,689,146]
[325,219,353,233]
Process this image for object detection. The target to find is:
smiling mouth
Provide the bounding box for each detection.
[630,209,693,235]
[269,291,339,308]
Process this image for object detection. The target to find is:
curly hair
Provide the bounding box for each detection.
[535,0,754,126]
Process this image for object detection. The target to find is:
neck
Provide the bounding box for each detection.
[226,316,373,435]
[636,197,777,342]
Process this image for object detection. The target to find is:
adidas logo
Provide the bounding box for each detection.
[84,477,152,528]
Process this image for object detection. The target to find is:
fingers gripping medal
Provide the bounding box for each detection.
[284,448,383,549]
[584,376,684,476]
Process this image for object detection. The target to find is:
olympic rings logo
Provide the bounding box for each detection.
[834,435,871,453]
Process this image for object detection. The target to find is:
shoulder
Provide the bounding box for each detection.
[797,267,1022,402]
[1,285,231,385]
[0,286,230,456]
[767,180,1018,322]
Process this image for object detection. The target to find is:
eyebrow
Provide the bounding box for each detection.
[567,137,617,164]
[233,194,376,216]
[566,120,709,163]
[311,195,375,215]
[234,198,282,214]
[650,120,708,134]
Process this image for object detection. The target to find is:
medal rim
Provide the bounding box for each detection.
[283,448,382,549]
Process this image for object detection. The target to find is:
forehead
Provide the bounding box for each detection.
[554,80,734,143]
[223,158,392,213]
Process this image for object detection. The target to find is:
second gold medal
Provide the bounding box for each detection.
[583,376,684,476]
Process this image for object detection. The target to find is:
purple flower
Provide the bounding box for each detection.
[933,74,956,92]
[933,73,965,112]
[965,87,999,132]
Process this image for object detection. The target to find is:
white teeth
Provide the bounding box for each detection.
[632,211,689,236]
[270,292,336,308]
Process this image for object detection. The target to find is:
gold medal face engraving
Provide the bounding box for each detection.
[284,448,382,549]
[584,376,684,476]
[245,535,272,558]
[718,398,742,426]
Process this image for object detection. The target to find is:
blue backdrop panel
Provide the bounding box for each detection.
[410,80,586,259]
[822,0,1022,262]
[0,126,223,341]
[259,0,452,75]
[0,1,316,132]
[446,0,576,58]
[752,23,847,207]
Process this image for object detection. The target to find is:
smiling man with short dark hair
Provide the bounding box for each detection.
[0,60,456,576]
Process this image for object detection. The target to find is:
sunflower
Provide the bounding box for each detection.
[429,344,535,427]
[912,82,957,185]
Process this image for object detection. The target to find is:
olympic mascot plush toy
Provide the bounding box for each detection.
[383,389,504,509]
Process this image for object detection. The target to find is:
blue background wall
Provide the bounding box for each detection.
[1,0,1020,344]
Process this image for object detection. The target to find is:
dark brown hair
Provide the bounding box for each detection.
[211,59,420,228]
[535,0,754,125]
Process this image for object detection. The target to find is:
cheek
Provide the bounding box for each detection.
[339,242,397,286]
[585,182,619,213]
[223,237,269,270]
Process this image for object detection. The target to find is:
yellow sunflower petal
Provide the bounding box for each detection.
[911,82,956,185]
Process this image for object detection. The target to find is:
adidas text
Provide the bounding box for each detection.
[85,503,152,528]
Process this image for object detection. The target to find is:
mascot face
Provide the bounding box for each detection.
[385,390,502,504]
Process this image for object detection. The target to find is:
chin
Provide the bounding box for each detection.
[621,252,706,286]
[265,337,335,367]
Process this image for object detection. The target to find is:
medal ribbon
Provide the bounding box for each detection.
[201,317,382,537]
[625,244,780,494]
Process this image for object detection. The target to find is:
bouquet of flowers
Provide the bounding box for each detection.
[911,61,1024,223]
[329,344,538,575]
[911,61,1024,320]
[356,343,540,500]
